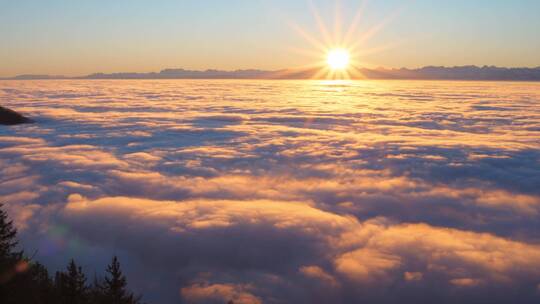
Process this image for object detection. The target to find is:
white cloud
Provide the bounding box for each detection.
[1,79,539,303]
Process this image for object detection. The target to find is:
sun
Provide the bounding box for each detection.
[283,1,401,79]
[327,49,350,70]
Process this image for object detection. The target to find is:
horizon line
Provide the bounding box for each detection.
[2,65,540,81]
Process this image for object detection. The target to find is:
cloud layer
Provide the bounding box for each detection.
[1,79,540,303]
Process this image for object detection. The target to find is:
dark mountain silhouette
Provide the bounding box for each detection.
[9,75,68,80]
[0,106,32,125]
[3,66,540,81]
[84,68,269,79]
[359,65,540,81]
[267,65,540,80]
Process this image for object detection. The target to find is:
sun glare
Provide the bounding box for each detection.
[285,1,402,79]
[327,49,350,70]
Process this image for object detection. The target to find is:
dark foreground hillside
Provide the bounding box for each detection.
[0,106,32,125]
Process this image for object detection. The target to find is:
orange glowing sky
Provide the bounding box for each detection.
[1,0,539,77]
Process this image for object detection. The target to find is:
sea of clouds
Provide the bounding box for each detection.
[1,79,540,303]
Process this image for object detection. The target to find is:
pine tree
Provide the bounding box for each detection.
[0,206,145,304]
[0,203,23,303]
[1,204,54,304]
[29,262,54,303]
[13,262,55,304]
[89,273,105,304]
[0,203,20,260]
[101,256,140,304]
[55,259,88,304]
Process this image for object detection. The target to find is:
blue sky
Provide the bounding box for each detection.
[1,0,539,76]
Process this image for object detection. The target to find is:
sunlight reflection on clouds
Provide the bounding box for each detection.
[1,80,539,303]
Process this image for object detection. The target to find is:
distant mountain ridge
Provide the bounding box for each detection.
[3,66,540,81]
[359,66,540,81]
[84,68,269,79]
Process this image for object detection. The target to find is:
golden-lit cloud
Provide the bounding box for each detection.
[1,79,539,303]
[60,195,540,300]
[181,283,261,304]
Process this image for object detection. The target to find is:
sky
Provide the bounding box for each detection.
[1,0,540,76]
